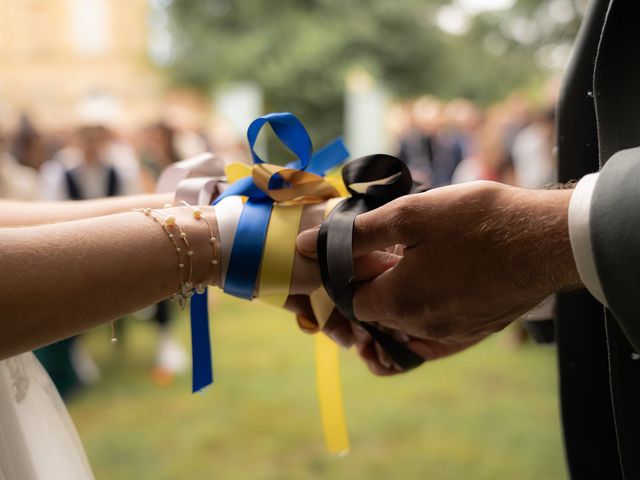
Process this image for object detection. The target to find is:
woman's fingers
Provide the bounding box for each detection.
[321,309,354,348]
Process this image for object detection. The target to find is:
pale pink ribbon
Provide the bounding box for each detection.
[156,152,226,205]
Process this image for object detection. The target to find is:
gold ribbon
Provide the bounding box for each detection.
[253,163,340,203]
[227,162,348,201]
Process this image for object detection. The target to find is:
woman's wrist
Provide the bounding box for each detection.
[160,206,221,290]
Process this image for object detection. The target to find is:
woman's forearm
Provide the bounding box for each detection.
[0,206,219,359]
[0,193,175,227]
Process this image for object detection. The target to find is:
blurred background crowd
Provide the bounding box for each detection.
[0,0,586,478]
[0,87,559,201]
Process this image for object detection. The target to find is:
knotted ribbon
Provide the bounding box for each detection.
[188,113,349,392]
[317,154,426,370]
[212,112,348,298]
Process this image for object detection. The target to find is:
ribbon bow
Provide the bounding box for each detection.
[317,154,426,371]
[189,113,349,392]
[212,112,349,299]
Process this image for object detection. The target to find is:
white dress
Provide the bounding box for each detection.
[0,352,94,480]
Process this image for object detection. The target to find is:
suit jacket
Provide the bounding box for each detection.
[557,0,640,478]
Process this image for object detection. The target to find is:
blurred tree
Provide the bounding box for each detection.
[168,0,448,144]
[165,0,584,144]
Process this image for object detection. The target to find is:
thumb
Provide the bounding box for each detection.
[296,226,320,258]
[352,200,408,256]
[296,197,409,258]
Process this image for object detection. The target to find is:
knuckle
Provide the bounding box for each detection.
[419,321,453,340]
[389,197,416,236]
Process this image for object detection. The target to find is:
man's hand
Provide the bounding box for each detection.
[297,181,581,353]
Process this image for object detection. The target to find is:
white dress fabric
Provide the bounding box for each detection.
[0,352,94,480]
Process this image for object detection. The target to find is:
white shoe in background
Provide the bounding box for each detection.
[156,331,188,374]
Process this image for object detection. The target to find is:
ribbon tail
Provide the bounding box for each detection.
[213,176,265,205]
[191,289,213,393]
[315,333,350,455]
[308,138,349,175]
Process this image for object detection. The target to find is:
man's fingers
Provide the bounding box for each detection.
[354,333,397,376]
[353,251,402,281]
[406,337,481,361]
[297,196,413,260]
[352,264,408,329]
[352,200,408,256]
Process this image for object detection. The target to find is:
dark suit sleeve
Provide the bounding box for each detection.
[591,146,640,351]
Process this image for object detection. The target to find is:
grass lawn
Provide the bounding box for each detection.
[69,294,567,480]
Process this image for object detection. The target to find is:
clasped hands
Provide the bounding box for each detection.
[290,181,581,375]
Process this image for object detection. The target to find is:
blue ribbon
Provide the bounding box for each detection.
[189,112,349,393]
[214,112,349,298]
[190,289,213,392]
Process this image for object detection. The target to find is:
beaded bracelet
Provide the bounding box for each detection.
[180,200,219,293]
[134,207,193,309]
[150,208,198,305]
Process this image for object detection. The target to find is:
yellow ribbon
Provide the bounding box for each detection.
[258,204,303,307]
[226,163,349,454]
[309,198,350,454]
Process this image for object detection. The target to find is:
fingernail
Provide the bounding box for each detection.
[397,331,411,343]
[354,324,366,334]
[296,315,319,334]
[380,355,392,369]
[296,227,320,255]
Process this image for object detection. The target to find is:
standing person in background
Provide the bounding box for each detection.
[397,96,441,187]
[398,97,468,189]
[11,115,50,172]
[138,122,181,192]
[40,125,141,202]
[452,105,515,185]
[0,129,39,201]
[138,120,211,192]
[442,98,483,161]
[511,107,557,189]
[38,124,142,397]
[429,100,466,187]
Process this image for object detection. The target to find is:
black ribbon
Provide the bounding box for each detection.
[317,154,425,370]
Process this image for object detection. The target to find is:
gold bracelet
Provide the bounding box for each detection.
[181,201,219,293]
[134,207,193,309]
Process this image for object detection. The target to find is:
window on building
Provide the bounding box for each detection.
[68,0,111,56]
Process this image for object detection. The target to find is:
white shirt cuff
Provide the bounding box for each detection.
[568,173,608,307]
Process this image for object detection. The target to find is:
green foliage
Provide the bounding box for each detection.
[168,0,447,142]
[165,0,582,142]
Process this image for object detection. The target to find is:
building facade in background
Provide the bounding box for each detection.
[0,0,207,131]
